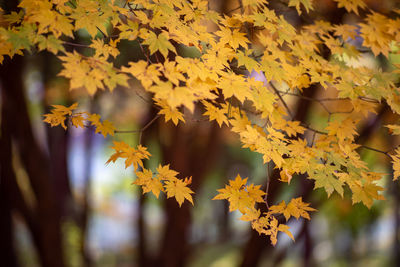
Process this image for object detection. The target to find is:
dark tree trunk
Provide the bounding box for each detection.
[155,122,221,267]
[0,92,19,267]
[0,56,65,267]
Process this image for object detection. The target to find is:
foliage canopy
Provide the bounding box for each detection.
[2,0,400,245]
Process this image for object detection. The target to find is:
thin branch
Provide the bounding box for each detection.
[226,5,242,14]
[269,82,294,119]
[96,26,107,39]
[276,89,379,103]
[264,162,270,208]
[134,89,154,106]
[301,122,391,157]
[63,41,90,48]
[139,114,160,144]
[301,123,328,135]
[114,129,141,133]
[359,145,391,158]
[138,41,152,64]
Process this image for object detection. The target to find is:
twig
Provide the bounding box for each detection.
[114,129,141,133]
[301,122,392,157]
[269,82,294,119]
[139,114,160,144]
[226,5,242,14]
[275,89,379,103]
[138,42,152,63]
[63,41,90,48]
[264,162,270,208]
[359,145,391,158]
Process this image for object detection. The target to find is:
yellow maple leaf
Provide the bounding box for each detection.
[164,177,194,207]
[107,141,151,170]
[134,168,164,198]
[218,72,251,103]
[202,101,229,127]
[142,31,176,59]
[43,102,78,129]
[386,124,400,135]
[288,0,314,15]
[359,12,393,57]
[43,111,68,129]
[334,24,358,40]
[156,100,185,125]
[213,174,265,213]
[391,148,400,181]
[215,27,249,49]
[71,114,85,128]
[121,61,161,89]
[333,0,366,15]
[240,208,261,222]
[95,120,115,137]
[52,102,78,115]
[350,182,385,208]
[90,39,119,59]
[156,164,179,181]
[325,117,358,142]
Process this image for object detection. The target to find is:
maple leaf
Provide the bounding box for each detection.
[202,101,229,127]
[333,0,366,15]
[148,82,196,112]
[386,124,400,135]
[43,111,68,129]
[215,27,249,49]
[278,223,295,241]
[142,31,176,59]
[326,118,358,143]
[156,100,185,125]
[121,61,161,90]
[70,0,109,38]
[134,168,164,198]
[309,165,344,197]
[87,113,101,127]
[237,50,260,71]
[334,24,358,40]
[71,114,85,128]
[391,148,400,181]
[279,169,293,184]
[43,103,78,129]
[156,164,179,181]
[90,39,119,59]
[37,35,66,54]
[246,184,266,203]
[213,175,265,213]
[270,197,316,221]
[164,177,194,207]
[240,208,261,222]
[95,120,116,137]
[359,12,393,56]
[52,102,78,115]
[288,0,314,15]
[350,181,385,208]
[218,72,251,103]
[107,141,151,170]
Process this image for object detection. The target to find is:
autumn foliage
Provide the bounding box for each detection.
[2,0,400,246]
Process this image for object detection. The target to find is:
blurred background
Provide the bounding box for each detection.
[1,0,400,266]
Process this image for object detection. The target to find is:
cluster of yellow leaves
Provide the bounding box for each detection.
[5,0,400,245]
[108,148,194,206]
[214,175,316,245]
[44,102,194,207]
[59,51,128,95]
[106,141,151,170]
[43,102,115,137]
[391,148,400,181]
